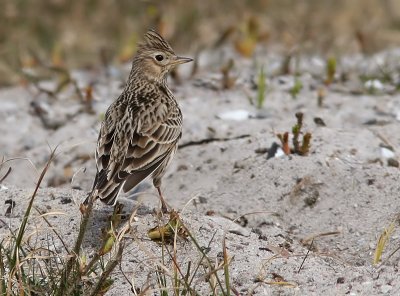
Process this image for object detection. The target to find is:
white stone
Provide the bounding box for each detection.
[380,147,395,159]
[364,79,383,90]
[217,109,250,121]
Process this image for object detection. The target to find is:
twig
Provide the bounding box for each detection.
[0,167,12,183]
[88,242,124,296]
[298,238,314,273]
[179,134,250,149]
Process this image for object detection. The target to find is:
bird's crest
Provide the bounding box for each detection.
[138,29,174,54]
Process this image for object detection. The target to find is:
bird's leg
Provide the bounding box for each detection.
[157,187,169,213]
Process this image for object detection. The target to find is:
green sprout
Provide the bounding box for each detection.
[289,78,303,99]
[256,65,266,109]
[325,56,336,85]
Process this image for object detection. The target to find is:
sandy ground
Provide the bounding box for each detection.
[1,48,400,295]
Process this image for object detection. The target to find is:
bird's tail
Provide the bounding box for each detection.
[86,168,127,206]
[83,176,124,206]
[98,183,124,206]
[83,189,96,205]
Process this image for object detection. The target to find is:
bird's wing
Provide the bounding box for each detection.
[122,102,182,193]
[93,92,182,205]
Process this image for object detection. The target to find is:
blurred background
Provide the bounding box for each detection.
[1,0,400,86]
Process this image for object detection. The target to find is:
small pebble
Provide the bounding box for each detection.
[274,147,285,158]
[233,160,247,170]
[314,117,326,126]
[387,158,399,168]
[60,197,72,204]
[197,196,207,204]
[336,277,345,284]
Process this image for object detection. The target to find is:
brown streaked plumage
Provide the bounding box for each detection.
[84,30,192,211]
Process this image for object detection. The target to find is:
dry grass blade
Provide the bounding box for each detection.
[0,166,12,183]
[150,211,200,295]
[180,223,227,295]
[374,221,396,265]
[187,230,217,288]
[1,157,40,177]
[34,207,70,253]
[232,210,278,224]
[301,231,341,246]
[262,281,297,288]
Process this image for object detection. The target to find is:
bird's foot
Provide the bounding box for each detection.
[156,187,171,214]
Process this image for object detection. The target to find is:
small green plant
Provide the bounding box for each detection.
[277,112,312,156]
[289,77,302,99]
[256,65,267,109]
[325,56,336,85]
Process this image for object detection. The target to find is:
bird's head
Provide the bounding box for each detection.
[132,30,192,83]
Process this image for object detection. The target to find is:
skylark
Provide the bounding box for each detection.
[84,30,192,212]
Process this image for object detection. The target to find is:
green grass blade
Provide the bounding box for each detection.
[223,238,230,296]
[0,245,6,295]
[11,148,57,269]
[256,65,266,109]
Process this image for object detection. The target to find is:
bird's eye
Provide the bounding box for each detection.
[155,54,164,61]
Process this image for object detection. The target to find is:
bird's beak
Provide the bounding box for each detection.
[171,56,193,65]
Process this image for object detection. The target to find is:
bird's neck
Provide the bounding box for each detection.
[124,59,168,92]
